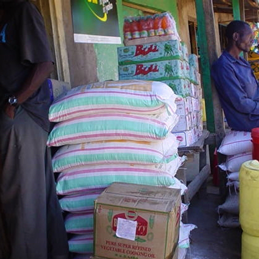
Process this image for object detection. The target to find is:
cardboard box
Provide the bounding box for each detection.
[94,183,181,259]
[180,42,189,62]
[118,60,186,81]
[163,79,191,97]
[175,97,193,116]
[188,54,199,71]
[172,114,192,132]
[47,78,71,101]
[117,40,183,65]
[123,34,180,47]
[172,129,197,147]
[189,67,200,85]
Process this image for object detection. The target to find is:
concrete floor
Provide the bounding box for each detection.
[185,182,242,259]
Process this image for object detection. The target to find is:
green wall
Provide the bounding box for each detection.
[94,0,178,81]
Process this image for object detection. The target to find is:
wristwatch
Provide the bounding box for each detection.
[8,96,18,107]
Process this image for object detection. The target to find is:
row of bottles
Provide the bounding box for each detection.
[123,12,178,40]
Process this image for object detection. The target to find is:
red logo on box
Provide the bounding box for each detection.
[112,211,148,236]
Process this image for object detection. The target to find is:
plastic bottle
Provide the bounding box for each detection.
[123,18,132,40]
[146,15,155,37]
[130,17,140,39]
[154,14,165,36]
[139,17,148,38]
[162,12,174,35]
[251,127,259,160]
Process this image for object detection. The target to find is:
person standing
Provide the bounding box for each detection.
[0,1,69,258]
[211,20,259,132]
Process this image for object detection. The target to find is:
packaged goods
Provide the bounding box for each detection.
[172,114,192,132]
[188,54,199,71]
[154,14,165,36]
[218,193,239,215]
[49,80,178,122]
[122,12,180,44]
[47,111,179,147]
[191,97,201,111]
[217,213,240,228]
[117,40,183,65]
[172,129,197,147]
[118,60,186,81]
[52,133,179,172]
[123,18,132,40]
[178,223,197,249]
[181,42,188,62]
[55,158,183,195]
[139,17,149,38]
[189,66,200,85]
[162,12,175,35]
[146,16,155,37]
[163,79,191,97]
[175,97,192,116]
[219,152,252,172]
[68,234,93,255]
[217,131,252,156]
[94,183,181,259]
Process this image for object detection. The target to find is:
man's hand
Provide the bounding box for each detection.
[3,103,16,119]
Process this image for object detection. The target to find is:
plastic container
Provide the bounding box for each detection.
[154,14,165,36]
[146,15,155,37]
[242,232,259,259]
[162,12,174,35]
[240,160,259,236]
[123,18,132,40]
[139,17,148,38]
[130,17,140,39]
[251,127,259,160]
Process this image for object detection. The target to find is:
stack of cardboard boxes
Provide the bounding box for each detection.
[117,42,203,147]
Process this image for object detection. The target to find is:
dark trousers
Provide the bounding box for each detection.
[0,107,69,259]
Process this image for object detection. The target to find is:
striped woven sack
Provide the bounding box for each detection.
[49,80,177,122]
[56,157,182,195]
[47,111,179,147]
[52,133,179,172]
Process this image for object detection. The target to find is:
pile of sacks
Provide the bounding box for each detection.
[47,80,187,258]
[217,131,252,228]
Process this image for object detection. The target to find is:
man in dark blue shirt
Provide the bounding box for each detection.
[211,20,259,132]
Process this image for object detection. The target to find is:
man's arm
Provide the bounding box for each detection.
[212,62,259,115]
[4,61,54,118]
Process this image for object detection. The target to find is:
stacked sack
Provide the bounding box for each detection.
[47,80,186,258]
[118,18,203,147]
[217,131,252,228]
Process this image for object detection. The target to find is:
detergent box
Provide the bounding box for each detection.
[117,40,183,65]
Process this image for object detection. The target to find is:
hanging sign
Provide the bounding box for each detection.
[71,0,121,44]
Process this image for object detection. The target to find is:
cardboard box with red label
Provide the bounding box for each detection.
[117,40,183,66]
[118,59,186,81]
[94,182,181,259]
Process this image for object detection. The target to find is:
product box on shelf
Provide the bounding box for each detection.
[118,59,186,81]
[172,128,197,147]
[94,182,181,259]
[188,54,199,71]
[189,67,201,85]
[163,79,191,97]
[180,42,189,62]
[175,97,193,116]
[117,40,183,65]
[190,83,202,99]
[172,114,192,132]
[191,97,201,112]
